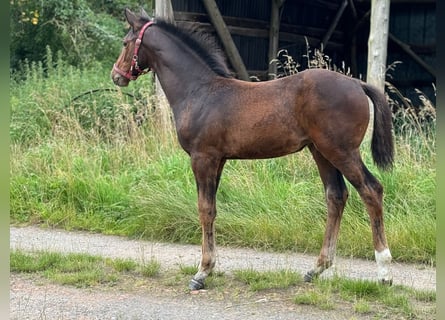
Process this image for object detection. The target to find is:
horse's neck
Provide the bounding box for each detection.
[156,66,209,106]
[150,36,216,108]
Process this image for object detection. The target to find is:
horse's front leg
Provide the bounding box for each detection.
[189,154,225,291]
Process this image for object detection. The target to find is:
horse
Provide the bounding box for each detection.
[111,8,395,291]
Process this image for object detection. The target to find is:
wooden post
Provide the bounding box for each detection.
[366,0,390,137]
[154,0,175,140]
[350,10,370,77]
[388,33,435,77]
[320,0,348,51]
[366,0,390,91]
[202,0,250,81]
[154,0,175,98]
[268,0,285,79]
[155,0,174,23]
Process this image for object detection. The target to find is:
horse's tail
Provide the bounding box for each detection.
[361,82,394,170]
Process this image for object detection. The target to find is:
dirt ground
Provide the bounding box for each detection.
[10,226,436,319]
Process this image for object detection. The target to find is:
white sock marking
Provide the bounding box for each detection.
[375,248,392,282]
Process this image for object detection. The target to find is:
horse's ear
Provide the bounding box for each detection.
[140,7,151,20]
[124,8,139,29]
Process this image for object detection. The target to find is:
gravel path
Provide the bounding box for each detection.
[10,226,436,319]
[11,273,339,320]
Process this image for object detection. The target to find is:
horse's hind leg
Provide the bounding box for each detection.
[333,151,393,284]
[304,144,349,282]
[189,154,226,291]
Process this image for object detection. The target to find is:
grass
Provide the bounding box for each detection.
[11,249,436,319]
[293,290,335,310]
[10,250,161,288]
[234,268,302,291]
[10,50,436,265]
[292,276,436,317]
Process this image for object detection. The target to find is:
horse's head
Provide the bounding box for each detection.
[111,8,154,87]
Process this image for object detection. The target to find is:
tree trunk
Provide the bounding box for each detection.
[366,0,390,134]
[154,0,175,142]
[366,0,390,91]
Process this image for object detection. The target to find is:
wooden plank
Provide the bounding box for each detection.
[405,43,435,54]
[388,33,435,77]
[355,0,435,3]
[176,21,344,50]
[320,0,348,50]
[348,0,358,19]
[408,5,426,44]
[174,12,345,41]
[201,0,250,81]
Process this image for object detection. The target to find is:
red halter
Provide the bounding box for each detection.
[113,21,154,81]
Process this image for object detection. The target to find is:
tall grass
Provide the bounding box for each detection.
[10,49,435,264]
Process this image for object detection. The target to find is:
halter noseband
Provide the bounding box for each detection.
[113,21,154,81]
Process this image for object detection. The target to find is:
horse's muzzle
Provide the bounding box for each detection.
[111,70,130,87]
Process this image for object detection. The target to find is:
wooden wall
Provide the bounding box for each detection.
[170,0,436,104]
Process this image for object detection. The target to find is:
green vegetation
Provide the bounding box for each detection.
[303,276,436,317]
[10,49,435,265]
[10,250,161,288]
[9,249,172,288]
[234,268,301,291]
[10,0,153,70]
[10,5,435,319]
[11,250,435,319]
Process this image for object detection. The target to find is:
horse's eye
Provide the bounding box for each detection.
[123,42,127,48]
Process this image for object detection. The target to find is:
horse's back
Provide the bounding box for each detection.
[180,69,371,159]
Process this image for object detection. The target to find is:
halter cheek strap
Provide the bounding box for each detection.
[113,21,154,81]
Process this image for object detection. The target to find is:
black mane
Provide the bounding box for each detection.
[149,18,233,78]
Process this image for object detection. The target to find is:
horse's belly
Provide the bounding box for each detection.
[225,135,308,159]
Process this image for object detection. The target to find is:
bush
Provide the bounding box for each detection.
[10,0,151,70]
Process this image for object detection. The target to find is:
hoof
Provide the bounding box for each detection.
[303,271,315,283]
[189,278,205,291]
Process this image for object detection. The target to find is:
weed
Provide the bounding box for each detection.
[353,299,371,314]
[234,269,301,291]
[140,259,161,277]
[294,290,335,310]
[179,264,198,276]
[110,258,138,272]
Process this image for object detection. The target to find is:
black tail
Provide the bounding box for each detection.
[361,82,394,170]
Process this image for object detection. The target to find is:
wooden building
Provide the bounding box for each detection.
[166,0,435,104]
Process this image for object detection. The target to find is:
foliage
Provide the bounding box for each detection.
[10,46,154,145]
[10,0,153,70]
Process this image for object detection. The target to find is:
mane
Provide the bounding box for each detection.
[148,18,233,78]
